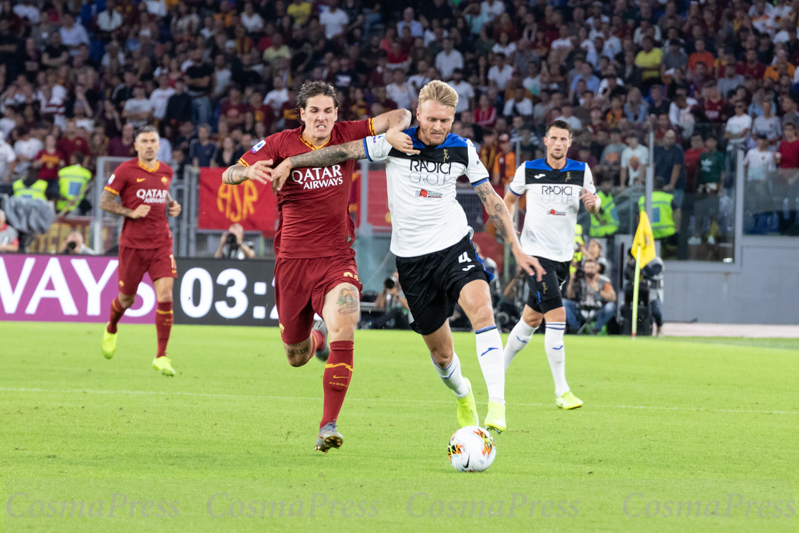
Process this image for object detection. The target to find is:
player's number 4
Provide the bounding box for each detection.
[459,252,475,272]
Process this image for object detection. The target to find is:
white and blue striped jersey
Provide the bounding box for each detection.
[509,158,598,262]
[364,127,489,257]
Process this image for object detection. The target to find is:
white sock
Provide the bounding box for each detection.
[545,322,569,397]
[504,320,537,371]
[475,325,505,405]
[432,353,469,398]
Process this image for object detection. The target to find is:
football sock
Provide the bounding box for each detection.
[431,353,469,398]
[320,340,353,428]
[475,325,505,405]
[544,322,569,397]
[311,329,325,352]
[107,297,125,334]
[155,302,173,358]
[504,320,537,371]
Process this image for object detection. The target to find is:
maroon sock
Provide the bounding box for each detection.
[155,302,173,358]
[320,341,353,428]
[311,329,325,352]
[107,298,125,334]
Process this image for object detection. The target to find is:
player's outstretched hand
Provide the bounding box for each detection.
[247,159,274,185]
[271,160,292,193]
[129,204,151,219]
[385,128,420,155]
[580,191,600,212]
[168,200,181,217]
[515,252,546,282]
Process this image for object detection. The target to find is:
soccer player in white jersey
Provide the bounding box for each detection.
[503,120,601,410]
[268,81,543,433]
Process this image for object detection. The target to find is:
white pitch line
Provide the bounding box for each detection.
[0,387,796,416]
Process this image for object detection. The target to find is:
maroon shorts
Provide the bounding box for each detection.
[117,244,177,296]
[274,253,362,344]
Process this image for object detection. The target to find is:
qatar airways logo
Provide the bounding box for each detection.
[291,165,344,190]
[136,189,168,204]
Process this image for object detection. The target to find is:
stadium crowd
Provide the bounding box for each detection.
[1,0,799,255]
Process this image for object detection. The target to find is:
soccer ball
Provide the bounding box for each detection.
[447,426,496,472]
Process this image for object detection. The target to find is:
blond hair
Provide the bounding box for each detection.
[418,80,459,109]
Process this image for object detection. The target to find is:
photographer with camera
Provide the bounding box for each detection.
[60,230,97,255]
[623,252,664,336]
[365,272,410,330]
[564,258,616,334]
[214,223,255,259]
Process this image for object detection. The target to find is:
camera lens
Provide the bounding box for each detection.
[384,277,396,289]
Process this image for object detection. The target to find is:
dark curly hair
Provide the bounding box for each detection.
[296,81,338,110]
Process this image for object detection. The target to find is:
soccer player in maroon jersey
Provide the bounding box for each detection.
[222,81,412,452]
[99,125,182,377]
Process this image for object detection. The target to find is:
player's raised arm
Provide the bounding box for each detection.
[222,159,274,185]
[474,181,545,281]
[271,140,367,192]
[371,108,413,135]
[99,189,150,219]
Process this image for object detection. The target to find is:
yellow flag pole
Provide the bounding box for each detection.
[631,247,642,339]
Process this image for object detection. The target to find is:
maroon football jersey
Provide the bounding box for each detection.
[104,158,174,249]
[239,119,375,259]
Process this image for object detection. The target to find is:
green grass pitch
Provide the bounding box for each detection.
[1,322,797,532]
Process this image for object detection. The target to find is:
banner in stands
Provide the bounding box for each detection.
[0,254,156,323]
[0,255,277,327]
[172,258,277,327]
[196,167,278,237]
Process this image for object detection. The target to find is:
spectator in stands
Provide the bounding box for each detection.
[697,136,725,195]
[436,37,464,80]
[185,47,213,125]
[165,79,193,127]
[648,85,671,117]
[190,125,217,168]
[751,101,782,149]
[12,126,42,180]
[108,123,136,158]
[620,133,648,189]
[725,100,753,168]
[491,133,515,186]
[212,137,243,169]
[122,84,153,129]
[57,119,90,167]
[0,132,16,184]
[635,37,662,91]
[32,134,64,200]
[600,128,626,179]
[655,130,686,209]
[0,209,19,252]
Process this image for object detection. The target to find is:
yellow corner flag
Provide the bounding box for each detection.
[631,211,657,338]
[632,211,657,269]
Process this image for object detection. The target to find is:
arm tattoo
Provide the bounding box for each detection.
[474,182,515,250]
[288,140,366,170]
[223,164,248,185]
[336,286,359,315]
[99,190,134,218]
